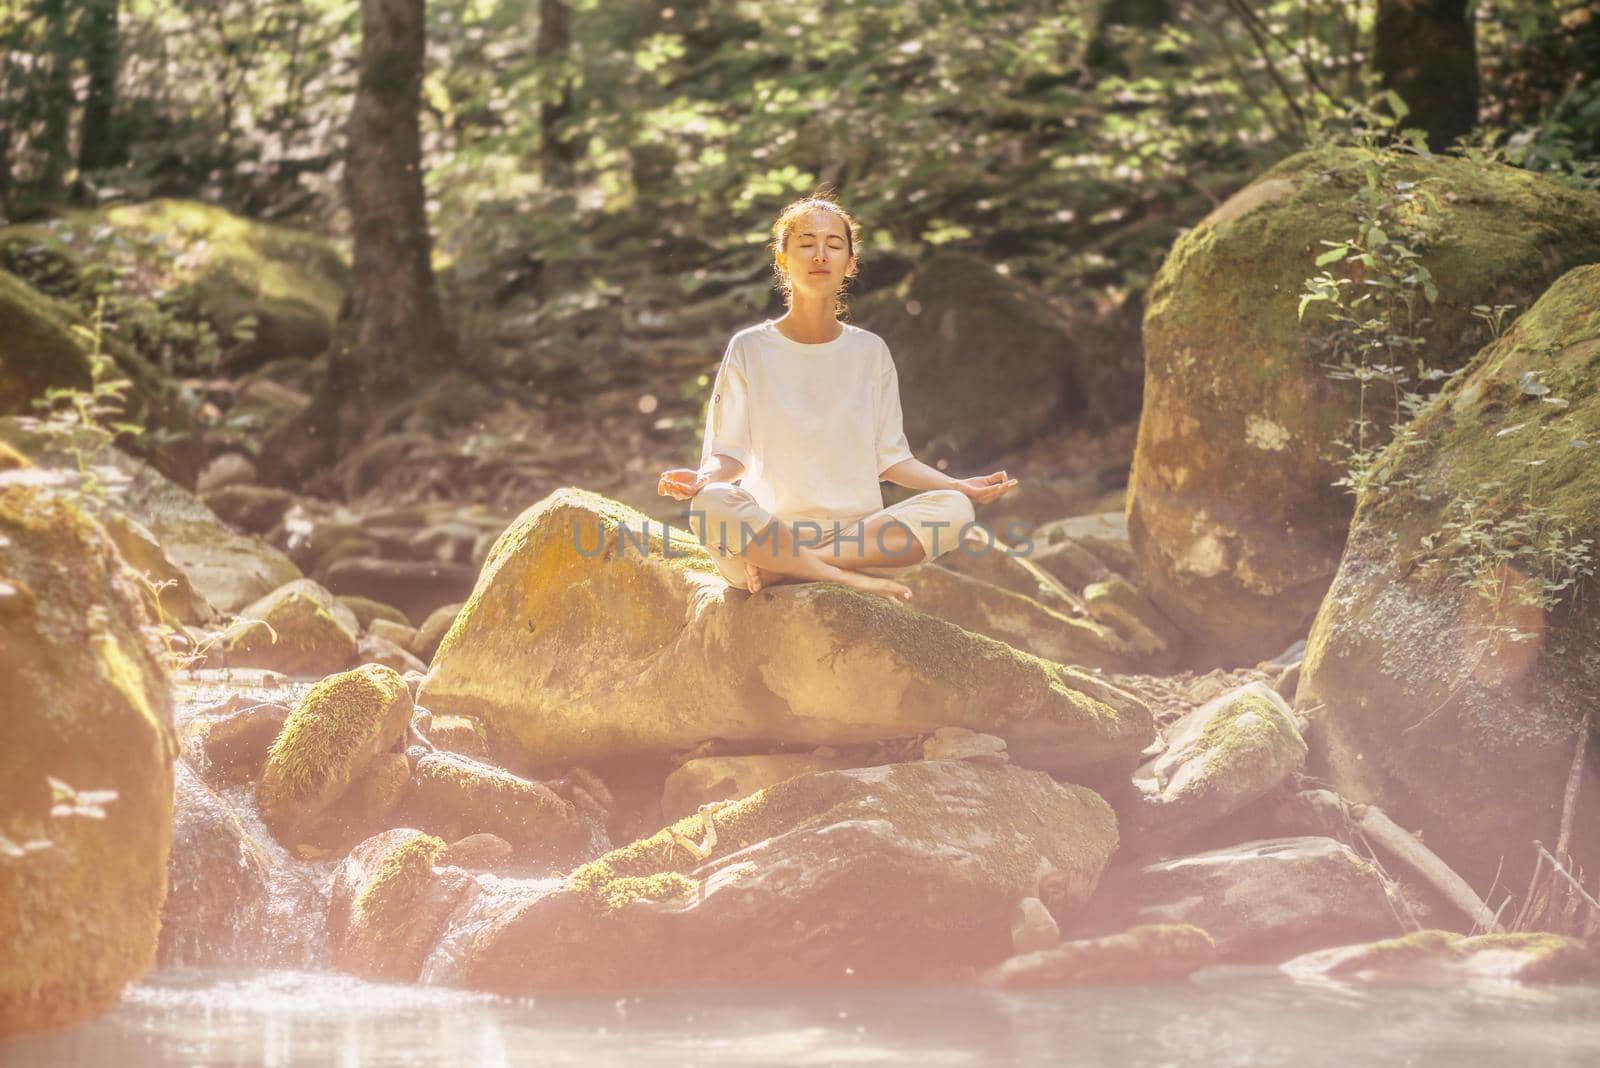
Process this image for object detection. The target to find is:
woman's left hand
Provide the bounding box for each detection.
[955,471,1018,505]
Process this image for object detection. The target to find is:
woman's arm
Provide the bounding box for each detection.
[880,457,960,492]
[882,457,1019,504]
[698,453,746,482]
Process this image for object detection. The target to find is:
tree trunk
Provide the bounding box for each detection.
[325,0,453,451]
[537,0,578,187]
[36,0,74,195]
[1374,0,1478,150]
[79,0,121,173]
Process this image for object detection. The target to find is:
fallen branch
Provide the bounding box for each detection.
[1299,788,1503,933]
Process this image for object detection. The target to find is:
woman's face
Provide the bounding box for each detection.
[779,209,856,302]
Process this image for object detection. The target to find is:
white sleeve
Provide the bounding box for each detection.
[875,344,915,478]
[699,337,753,471]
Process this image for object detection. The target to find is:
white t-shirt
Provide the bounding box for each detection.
[699,319,915,523]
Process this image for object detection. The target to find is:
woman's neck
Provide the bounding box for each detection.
[772,301,843,344]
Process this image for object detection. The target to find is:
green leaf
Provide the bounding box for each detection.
[1315,247,1347,266]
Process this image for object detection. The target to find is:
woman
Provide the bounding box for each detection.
[658,194,1018,602]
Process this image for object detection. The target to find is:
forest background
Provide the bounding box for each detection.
[1,0,1597,507]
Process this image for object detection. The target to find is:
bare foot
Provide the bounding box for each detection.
[744,558,804,593]
[833,569,914,603]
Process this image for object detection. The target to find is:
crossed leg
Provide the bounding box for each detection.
[744,512,925,595]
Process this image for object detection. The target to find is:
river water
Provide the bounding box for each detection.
[6,967,1599,1067]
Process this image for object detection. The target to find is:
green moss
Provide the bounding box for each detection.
[0,268,93,413]
[353,833,447,942]
[258,663,410,819]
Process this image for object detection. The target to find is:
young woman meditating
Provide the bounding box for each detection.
[657,194,1018,603]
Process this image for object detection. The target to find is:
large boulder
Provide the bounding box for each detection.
[1299,263,1600,897]
[1127,148,1600,664]
[0,199,348,371]
[0,417,303,613]
[256,664,413,849]
[852,252,1075,464]
[0,480,176,1035]
[425,761,1119,989]
[418,489,1154,775]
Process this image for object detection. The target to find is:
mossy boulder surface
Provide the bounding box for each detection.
[1299,263,1600,897]
[418,488,1154,775]
[428,761,1119,990]
[852,251,1073,463]
[982,923,1218,989]
[256,663,413,848]
[0,272,197,482]
[410,751,593,858]
[327,828,479,983]
[219,578,359,677]
[1127,148,1600,664]
[0,199,348,369]
[1283,929,1600,985]
[0,481,176,1035]
[1127,682,1307,850]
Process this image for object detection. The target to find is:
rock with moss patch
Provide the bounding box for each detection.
[0,481,176,1035]
[159,762,271,967]
[1072,836,1403,962]
[327,829,479,982]
[425,760,1119,990]
[895,563,1147,671]
[852,252,1073,463]
[0,270,197,482]
[1127,148,1600,664]
[982,923,1217,988]
[419,489,1154,775]
[1,199,347,371]
[0,416,303,613]
[410,751,596,861]
[1300,263,1600,900]
[411,602,462,662]
[660,753,854,824]
[217,578,359,676]
[1125,682,1307,852]
[1282,929,1600,986]
[256,663,413,848]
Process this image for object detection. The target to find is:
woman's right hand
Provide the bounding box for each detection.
[657,467,710,501]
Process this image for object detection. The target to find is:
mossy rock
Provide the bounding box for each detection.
[1127,147,1600,664]
[217,578,359,677]
[418,488,1154,775]
[1300,262,1600,898]
[326,828,478,982]
[0,270,199,484]
[851,251,1073,464]
[437,760,1119,990]
[410,750,589,857]
[1126,681,1307,852]
[0,481,176,1035]
[0,199,348,370]
[256,663,413,848]
[1283,929,1600,985]
[982,923,1217,988]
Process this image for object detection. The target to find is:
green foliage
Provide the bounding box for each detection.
[28,296,141,502]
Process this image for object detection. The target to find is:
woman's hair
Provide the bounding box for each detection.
[769,190,860,315]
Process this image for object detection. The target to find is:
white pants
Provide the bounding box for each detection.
[689,482,976,590]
